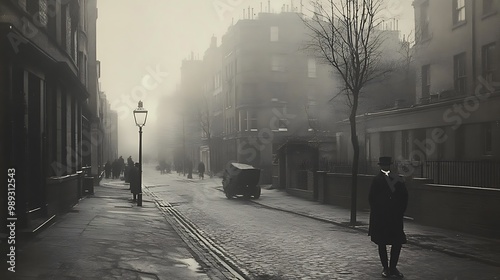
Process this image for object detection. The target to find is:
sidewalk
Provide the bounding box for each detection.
[6,178,211,280]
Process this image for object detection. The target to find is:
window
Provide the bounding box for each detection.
[27,0,48,27]
[483,122,493,154]
[453,0,466,24]
[278,119,288,131]
[225,91,232,108]
[81,0,87,31]
[270,82,286,100]
[420,1,430,40]
[483,0,495,15]
[307,58,317,78]
[308,118,318,132]
[249,111,258,131]
[270,26,279,42]
[482,43,497,83]
[454,53,467,94]
[214,71,221,89]
[271,55,285,72]
[421,64,431,98]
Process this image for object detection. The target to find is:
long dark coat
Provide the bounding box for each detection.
[368,172,408,245]
[129,166,141,195]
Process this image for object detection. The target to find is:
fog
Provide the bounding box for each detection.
[97,0,414,163]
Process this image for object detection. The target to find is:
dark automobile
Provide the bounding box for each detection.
[222,162,261,199]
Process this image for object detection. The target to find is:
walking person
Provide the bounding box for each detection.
[198,161,205,179]
[129,162,141,203]
[104,161,112,179]
[112,159,120,179]
[368,157,408,278]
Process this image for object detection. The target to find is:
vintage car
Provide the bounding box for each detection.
[222,162,261,199]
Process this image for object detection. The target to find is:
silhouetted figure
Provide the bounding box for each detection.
[129,162,141,203]
[198,161,205,179]
[112,159,121,179]
[125,156,134,182]
[118,156,125,176]
[159,159,167,174]
[186,158,193,179]
[369,156,408,278]
[104,161,112,179]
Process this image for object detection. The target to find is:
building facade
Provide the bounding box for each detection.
[206,12,340,183]
[0,0,117,234]
[335,0,500,188]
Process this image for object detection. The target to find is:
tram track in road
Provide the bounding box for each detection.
[143,186,251,280]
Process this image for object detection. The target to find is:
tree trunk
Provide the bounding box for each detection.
[349,94,360,226]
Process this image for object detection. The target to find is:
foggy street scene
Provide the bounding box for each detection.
[1,0,500,279]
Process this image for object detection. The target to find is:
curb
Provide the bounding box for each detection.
[249,200,500,268]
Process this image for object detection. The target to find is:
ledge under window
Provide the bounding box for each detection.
[482,10,498,20]
[452,20,467,30]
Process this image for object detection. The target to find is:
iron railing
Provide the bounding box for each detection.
[318,160,500,188]
[423,160,500,188]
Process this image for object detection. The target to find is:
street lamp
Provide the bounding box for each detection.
[133,101,148,206]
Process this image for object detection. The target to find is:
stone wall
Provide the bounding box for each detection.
[313,172,500,238]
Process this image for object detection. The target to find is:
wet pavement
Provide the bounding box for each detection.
[5,179,212,280]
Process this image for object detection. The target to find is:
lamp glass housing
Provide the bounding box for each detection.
[133,101,148,127]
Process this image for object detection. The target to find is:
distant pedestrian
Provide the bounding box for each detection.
[104,161,112,179]
[118,156,125,177]
[368,156,408,278]
[125,156,134,182]
[129,162,141,203]
[112,159,121,179]
[198,161,205,179]
[186,158,193,179]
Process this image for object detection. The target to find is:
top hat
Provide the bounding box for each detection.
[378,156,393,165]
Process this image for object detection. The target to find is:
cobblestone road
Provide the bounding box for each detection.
[143,168,500,280]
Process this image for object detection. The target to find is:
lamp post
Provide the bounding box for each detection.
[133,101,148,206]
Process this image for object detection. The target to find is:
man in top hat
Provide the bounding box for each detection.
[368,156,408,278]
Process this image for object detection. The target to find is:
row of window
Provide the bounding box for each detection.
[223,110,292,134]
[378,122,495,161]
[421,42,497,97]
[222,109,322,135]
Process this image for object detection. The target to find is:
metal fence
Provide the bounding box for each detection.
[317,159,500,188]
[423,160,500,188]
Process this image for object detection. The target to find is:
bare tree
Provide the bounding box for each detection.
[302,0,387,225]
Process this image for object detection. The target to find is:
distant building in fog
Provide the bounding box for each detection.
[203,12,339,183]
[160,10,409,183]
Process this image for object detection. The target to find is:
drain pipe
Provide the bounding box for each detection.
[471,0,477,88]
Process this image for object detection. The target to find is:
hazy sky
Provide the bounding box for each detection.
[96,0,414,161]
